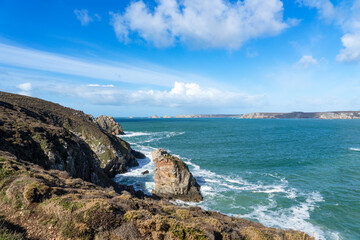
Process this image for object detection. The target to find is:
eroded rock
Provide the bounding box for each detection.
[151,149,202,202]
[96,115,124,135]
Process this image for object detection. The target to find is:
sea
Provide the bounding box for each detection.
[113,118,360,240]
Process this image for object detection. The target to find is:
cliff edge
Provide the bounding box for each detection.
[0,91,138,181]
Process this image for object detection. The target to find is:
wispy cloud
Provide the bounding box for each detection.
[16,82,32,96]
[110,0,291,49]
[298,0,360,63]
[296,55,318,68]
[74,9,93,26]
[0,42,200,87]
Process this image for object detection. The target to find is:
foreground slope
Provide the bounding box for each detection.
[0,151,314,240]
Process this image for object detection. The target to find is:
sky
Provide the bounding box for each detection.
[0,0,360,117]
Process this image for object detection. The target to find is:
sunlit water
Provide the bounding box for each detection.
[113,118,360,240]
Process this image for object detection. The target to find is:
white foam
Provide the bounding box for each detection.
[241,192,341,240]
[349,147,360,152]
[114,131,336,240]
[120,132,153,137]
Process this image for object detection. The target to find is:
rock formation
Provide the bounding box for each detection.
[95,115,125,135]
[149,115,160,118]
[0,91,138,180]
[151,149,203,202]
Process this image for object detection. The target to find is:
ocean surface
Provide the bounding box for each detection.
[113,118,360,240]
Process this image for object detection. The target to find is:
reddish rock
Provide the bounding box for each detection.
[151,149,202,202]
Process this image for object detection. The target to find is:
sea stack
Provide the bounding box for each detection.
[95,115,125,135]
[151,149,202,202]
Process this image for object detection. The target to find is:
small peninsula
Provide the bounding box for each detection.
[0,91,313,239]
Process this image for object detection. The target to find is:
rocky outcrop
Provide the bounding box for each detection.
[0,91,138,181]
[149,115,160,118]
[95,115,125,135]
[151,149,202,202]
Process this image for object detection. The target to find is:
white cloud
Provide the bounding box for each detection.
[296,55,318,68]
[298,0,360,63]
[297,0,336,21]
[110,0,290,49]
[131,81,263,107]
[337,33,360,62]
[336,0,360,62]
[0,42,202,87]
[88,84,114,87]
[74,9,93,26]
[44,81,264,108]
[16,82,32,96]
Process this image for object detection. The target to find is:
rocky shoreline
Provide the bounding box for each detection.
[0,91,314,239]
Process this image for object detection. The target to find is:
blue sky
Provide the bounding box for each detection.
[0,0,360,117]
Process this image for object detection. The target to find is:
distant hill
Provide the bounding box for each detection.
[240,111,360,119]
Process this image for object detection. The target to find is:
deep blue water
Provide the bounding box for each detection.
[113,118,360,240]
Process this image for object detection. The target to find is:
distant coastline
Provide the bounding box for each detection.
[240,111,360,119]
[144,111,360,119]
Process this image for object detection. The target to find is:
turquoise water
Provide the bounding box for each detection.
[113,118,360,240]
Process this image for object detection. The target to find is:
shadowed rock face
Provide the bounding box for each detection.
[0,91,138,181]
[95,115,125,135]
[152,149,203,202]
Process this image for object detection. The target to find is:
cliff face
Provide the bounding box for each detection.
[96,115,125,135]
[0,91,138,181]
[241,111,360,119]
[152,149,203,202]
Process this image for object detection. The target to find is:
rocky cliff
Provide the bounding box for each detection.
[241,111,360,119]
[0,91,138,181]
[152,149,203,202]
[0,91,315,240]
[95,115,125,135]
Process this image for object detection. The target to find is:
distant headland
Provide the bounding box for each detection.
[145,111,360,119]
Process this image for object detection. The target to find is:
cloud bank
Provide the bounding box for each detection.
[110,0,289,49]
[48,81,264,108]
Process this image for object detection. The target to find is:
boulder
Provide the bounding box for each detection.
[131,149,146,159]
[96,115,124,135]
[151,149,202,202]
